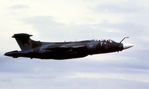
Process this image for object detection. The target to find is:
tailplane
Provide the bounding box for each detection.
[12,33,34,51]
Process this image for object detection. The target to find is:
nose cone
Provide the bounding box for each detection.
[123,44,134,50]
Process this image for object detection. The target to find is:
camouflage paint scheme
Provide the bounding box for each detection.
[5,33,133,60]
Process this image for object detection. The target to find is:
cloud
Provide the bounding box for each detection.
[0,0,149,89]
[10,5,29,9]
[0,57,149,89]
[67,72,149,83]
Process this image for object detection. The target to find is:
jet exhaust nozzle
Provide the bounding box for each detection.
[4,51,19,57]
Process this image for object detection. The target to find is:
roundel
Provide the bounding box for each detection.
[28,41,33,45]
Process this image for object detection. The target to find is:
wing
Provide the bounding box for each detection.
[44,44,86,52]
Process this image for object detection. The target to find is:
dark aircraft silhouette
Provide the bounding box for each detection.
[5,33,133,59]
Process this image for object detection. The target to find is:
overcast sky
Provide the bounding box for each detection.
[0,0,149,89]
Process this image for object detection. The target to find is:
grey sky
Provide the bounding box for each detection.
[0,0,149,89]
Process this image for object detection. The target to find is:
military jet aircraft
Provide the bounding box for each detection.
[5,33,133,59]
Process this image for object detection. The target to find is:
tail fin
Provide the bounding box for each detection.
[12,33,33,51]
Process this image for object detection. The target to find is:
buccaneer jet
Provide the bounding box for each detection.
[5,33,133,59]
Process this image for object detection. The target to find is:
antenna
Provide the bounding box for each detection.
[120,37,129,43]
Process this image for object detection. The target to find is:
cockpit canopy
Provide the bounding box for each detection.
[101,39,117,43]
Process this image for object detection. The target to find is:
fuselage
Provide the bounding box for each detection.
[4,33,133,60]
[5,40,123,59]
